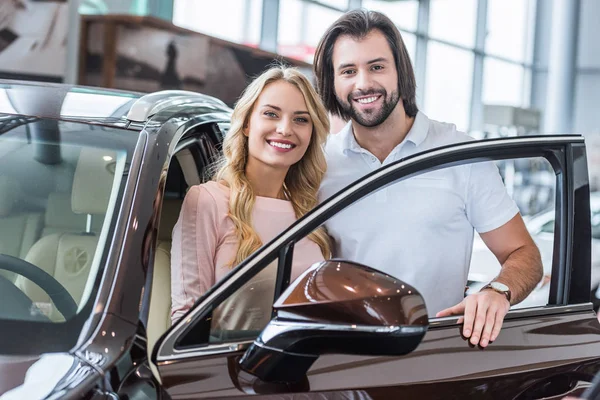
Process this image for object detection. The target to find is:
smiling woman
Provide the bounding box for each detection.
[170,66,332,331]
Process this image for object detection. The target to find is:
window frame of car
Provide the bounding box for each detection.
[153,134,591,364]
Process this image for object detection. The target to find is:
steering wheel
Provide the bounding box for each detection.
[0,254,77,321]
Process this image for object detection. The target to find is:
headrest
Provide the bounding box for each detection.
[71,148,117,215]
[45,192,87,229]
[0,175,20,217]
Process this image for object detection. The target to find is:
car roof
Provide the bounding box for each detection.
[0,80,232,130]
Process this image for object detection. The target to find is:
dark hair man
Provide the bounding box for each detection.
[314,9,543,348]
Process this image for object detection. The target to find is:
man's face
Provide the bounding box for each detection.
[332,30,400,128]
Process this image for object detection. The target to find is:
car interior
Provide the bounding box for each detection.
[0,118,128,322]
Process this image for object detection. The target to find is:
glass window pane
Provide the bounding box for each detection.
[319,155,553,316]
[402,32,417,65]
[0,117,134,324]
[278,0,342,63]
[210,261,278,342]
[429,0,477,48]
[204,154,555,344]
[312,0,349,9]
[467,157,555,310]
[363,0,419,32]
[486,0,529,61]
[173,0,262,46]
[424,42,473,132]
[483,58,526,107]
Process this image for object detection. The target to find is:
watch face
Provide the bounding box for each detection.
[491,282,509,292]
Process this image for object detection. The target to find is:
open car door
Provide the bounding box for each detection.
[153,135,600,399]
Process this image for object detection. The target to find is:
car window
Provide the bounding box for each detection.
[0,115,135,330]
[192,155,557,347]
[466,157,556,310]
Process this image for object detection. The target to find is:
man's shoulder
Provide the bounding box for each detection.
[425,117,474,147]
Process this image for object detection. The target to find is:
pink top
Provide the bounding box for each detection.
[170,181,324,323]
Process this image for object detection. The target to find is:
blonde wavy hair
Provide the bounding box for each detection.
[214,65,332,267]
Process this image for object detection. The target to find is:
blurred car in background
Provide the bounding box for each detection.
[468,192,600,309]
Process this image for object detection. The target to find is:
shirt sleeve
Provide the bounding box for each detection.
[466,161,520,233]
[170,185,219,324]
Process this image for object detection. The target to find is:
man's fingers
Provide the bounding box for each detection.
[436,302,465,318]
[490,308,505,342]
[479,307,497,347]
[469,300,489,346]
[462,297,477,338]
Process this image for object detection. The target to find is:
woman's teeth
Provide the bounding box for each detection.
[269,141,293,149]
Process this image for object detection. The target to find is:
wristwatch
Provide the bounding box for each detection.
[480,281,512,303]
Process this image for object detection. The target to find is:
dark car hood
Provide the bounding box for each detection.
[0,353,98,399]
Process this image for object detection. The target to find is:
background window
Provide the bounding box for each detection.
[429,0,477,48]
[173,0,262,46]
[424,42,474,132]
[311,0,348,8]
[485,0,532,62]
[363,0,419,32]
[483,58,528,107]
[278,0,342,62]
[401,32,417,65]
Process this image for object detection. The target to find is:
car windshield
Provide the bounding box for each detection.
[0,114,137,348]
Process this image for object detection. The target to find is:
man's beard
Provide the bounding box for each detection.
[337,89,400,128]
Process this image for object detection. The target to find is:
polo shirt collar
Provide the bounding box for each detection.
[404,111,429,148]
[339,111,430,155]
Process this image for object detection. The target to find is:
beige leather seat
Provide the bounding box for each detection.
[147,197,182,381]
[16,149,115,321]
[0,175,43,282]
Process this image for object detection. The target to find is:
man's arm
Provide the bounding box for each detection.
[437,213,543,347]
[479,213,543,304]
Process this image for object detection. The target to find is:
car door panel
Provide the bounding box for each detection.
[156,308,600,398]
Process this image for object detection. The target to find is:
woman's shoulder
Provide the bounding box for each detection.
[185,181,229,208]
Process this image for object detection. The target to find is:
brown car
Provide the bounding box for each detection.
[0,81,598,400]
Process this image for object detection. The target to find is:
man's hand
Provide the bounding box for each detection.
[436,290,510,348]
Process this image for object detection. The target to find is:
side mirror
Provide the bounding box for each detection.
[239,260,428,383]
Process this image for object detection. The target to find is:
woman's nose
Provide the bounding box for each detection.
[276,119,292,136]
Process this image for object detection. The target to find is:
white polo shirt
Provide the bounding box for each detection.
[319,112,519,316]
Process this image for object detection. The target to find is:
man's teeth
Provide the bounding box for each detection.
[269,141,293,149]
[357,96,378,104]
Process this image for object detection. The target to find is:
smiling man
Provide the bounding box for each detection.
[314,9,543,348]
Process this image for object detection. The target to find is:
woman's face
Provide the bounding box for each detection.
[245,80,314,171]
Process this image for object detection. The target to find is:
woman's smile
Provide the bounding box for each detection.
[267,139,297,152]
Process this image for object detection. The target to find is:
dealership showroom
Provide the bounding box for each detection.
[2,0,600,399]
